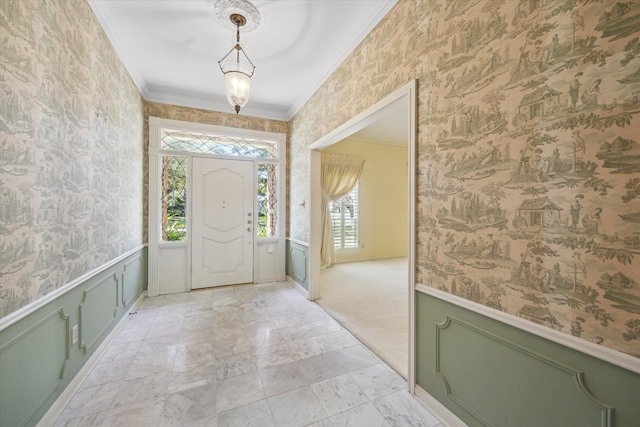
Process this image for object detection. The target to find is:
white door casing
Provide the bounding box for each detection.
[192,157,254,288]
[308,80,417,391]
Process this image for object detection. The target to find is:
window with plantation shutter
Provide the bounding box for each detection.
[330,183,359,250]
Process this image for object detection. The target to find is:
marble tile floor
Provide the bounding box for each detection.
[54,282,443,427]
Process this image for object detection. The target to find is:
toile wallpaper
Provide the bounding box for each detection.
[289,0,640,359]
[144,102,289,135]
[0,0,144,318]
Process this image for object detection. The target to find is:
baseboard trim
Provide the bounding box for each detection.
[334,254,408,264]
[287,276,310,299]
[414,384,467,427]
[36,292,146,427]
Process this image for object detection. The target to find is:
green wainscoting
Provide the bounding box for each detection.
[415,291,640,427]
[286,239,309,291]
[0,247,147,427]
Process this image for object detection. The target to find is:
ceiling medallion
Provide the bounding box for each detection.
[211,0,261,32]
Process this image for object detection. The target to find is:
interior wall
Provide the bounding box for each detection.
[324,139,408,262]
[1,1,148,424]
[1,0,144,319]
[416,291,640,426]
[287,0,640,422]
[414,0,640,363]
[289,0,640,367]
[0,248,146,427]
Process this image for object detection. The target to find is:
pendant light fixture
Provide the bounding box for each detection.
[218,13,255,114]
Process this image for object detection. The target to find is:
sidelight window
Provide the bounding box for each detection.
[257,163,278,238]
[161,155,187,241]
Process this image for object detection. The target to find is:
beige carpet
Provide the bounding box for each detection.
[317,258,408,378]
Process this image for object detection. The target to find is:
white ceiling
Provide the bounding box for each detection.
[349,98,408,145]
[88,0,398,121]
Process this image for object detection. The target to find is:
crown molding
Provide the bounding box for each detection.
[87,0,150,99]
[88,0,398,123]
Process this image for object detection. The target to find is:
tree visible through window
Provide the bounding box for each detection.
[331,183,359,249]
[257,163,277,238]
[161,155,187,241]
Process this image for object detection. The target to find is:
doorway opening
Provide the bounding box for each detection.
[308,81,417,386]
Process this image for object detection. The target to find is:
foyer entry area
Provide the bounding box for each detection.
[53,282,442,426]
[148,118,287,296]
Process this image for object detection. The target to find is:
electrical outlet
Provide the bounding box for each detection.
[71,325,78,345]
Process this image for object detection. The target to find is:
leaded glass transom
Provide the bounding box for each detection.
[161,129,277,159]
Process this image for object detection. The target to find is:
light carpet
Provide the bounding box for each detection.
[317,258,408,378]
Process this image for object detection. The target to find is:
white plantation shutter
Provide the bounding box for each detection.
[320,153,365,268]
[330,183,359,249]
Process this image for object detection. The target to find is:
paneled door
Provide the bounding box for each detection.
[192,157,254,288]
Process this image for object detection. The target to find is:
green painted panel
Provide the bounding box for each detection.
[435,316,610,426]
[123,254,144,308]
[286,240,309,290]
[0,309,68,427]
[80,273,118,354]
[0,248,146,427]
[416,292,640,427]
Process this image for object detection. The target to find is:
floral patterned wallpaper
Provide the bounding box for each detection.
[289,0,640,358]
[0,0,144,318]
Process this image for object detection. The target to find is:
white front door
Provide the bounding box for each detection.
[192,157,254,288]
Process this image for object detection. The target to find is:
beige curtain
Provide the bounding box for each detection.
[320,153,365,269]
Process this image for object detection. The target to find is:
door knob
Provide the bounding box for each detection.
[247,227,252,232]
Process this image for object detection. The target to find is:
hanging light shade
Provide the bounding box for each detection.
[218,13,255,114]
